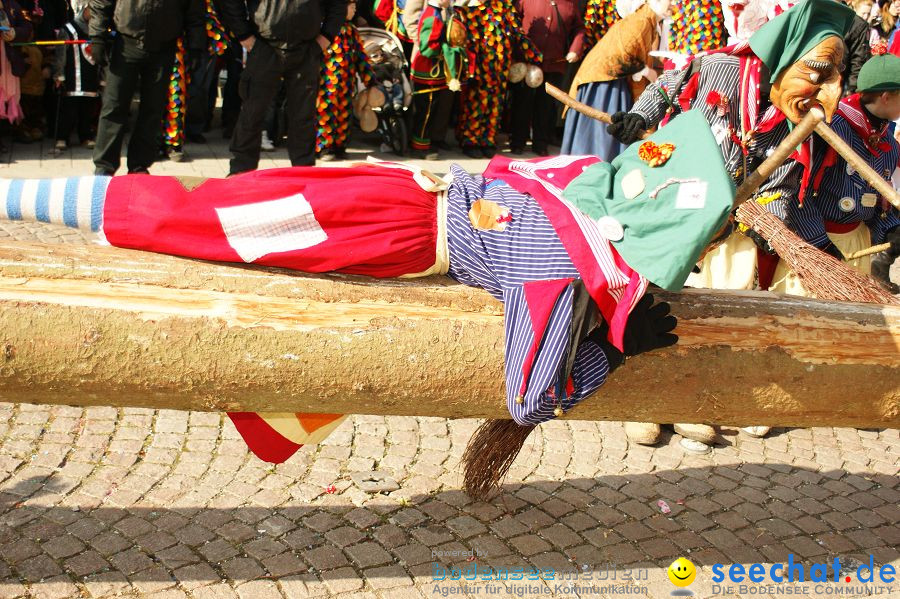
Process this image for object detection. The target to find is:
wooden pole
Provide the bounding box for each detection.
[814,121,900,210]
[844,242,892,261]
[0,242,897,428]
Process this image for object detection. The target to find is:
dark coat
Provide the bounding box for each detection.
[214,0,346,50]
[89,0,206,51]
[2,0,34,78]
[844,14,871,94]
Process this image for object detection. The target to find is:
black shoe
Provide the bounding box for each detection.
[533,145,550,156]
[482,146,497,158]
[128,167,150,174]
[462,146,481,159]
[186,133,207,144]
[222,125,234,139]
[434,140,452,151]
[94,167,115,176]
[509,145,524,155]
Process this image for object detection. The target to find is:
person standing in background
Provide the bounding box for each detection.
[214,0,346,175]
[89,0,205,175]
[52,0,100,151]
[510,0,585,155]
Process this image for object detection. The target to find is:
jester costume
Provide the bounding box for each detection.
[409,0,466,153]
[373,0,413,43]
[162,0,229,153]
[455,0,541,155]
[670,0,727,55]
[0,109,734,464]
[315,22,375,156]
[583,0,621,49]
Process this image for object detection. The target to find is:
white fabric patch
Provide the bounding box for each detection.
[621,168,645,199]
[216,194,327,263]
[675,181,708,210]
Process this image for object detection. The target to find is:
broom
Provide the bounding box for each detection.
[546,83,900,305]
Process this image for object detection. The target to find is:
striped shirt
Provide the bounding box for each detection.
[631,53,802,222]
[790,113,900,248]
[446,165,611,426]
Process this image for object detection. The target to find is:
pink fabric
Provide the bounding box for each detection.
[0,41,22,123]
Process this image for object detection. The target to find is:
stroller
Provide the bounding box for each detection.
[358,27,413,156]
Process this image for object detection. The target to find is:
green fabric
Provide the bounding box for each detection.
[562,110,735,291]
[748,0,854,83]
[856,54,900,92]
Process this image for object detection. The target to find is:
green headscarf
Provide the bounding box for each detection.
[749,0,855,83]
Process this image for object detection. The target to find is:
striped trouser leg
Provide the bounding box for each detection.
[0,176,111,233]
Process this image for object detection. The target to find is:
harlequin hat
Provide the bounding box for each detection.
[749,0,855,83]
[856,53,900,92]
[562,110,735,291]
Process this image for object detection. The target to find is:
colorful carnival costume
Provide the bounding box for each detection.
[0,110,733,465]
[455,0,541,157]
[162,0,229,155]
[562,3,662,160]
[315,21,376,157]
[670,0,727,55]
[373,0,414,43]
[409,0,466,154]
[583,0,621,48]
[774,57,900,296]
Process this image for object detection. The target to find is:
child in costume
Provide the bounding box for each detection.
[0,109,736,497]
[774,53,900,295]
[455,0,541,158]
[409,0,465,158]
[51,0,100,152]
[607,0,855,449]
[316,1,376,161]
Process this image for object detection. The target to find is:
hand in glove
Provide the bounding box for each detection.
[744,227,776,255]
[871,251,899,294]
[607,111,647,145]
[589,293,678,372]
[821,242,845,261]
[886,226,900,257]
[88,36,109,69]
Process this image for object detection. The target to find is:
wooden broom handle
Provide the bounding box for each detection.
[814,121,900,211]
[734,108,824,207]
[545,82,651,139]
[843,242,892,261]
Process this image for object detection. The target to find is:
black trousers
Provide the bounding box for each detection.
[93,36,176,174]
[56,95,100,144]
[509,71,564,152]
[411,87,454,149]
[229,39,320,174]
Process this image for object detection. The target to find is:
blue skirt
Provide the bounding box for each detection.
[561,79,632,161]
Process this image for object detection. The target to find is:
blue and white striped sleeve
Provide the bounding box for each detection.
[503,283,611,427]
[789,196,830,249]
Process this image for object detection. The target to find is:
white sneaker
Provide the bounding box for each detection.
[261,131,275,152]
[742,426,771,438]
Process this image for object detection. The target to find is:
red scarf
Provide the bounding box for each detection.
[835,93,893,156]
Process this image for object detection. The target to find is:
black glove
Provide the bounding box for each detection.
[589,293,678,372]
[744,227,776,255]
[607,111,647,145]
[871,251,899,294]
[821,242,845,261]
[88,36,109,69]
[886,226,900,257]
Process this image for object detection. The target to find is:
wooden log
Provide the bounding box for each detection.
[0,241,897,428]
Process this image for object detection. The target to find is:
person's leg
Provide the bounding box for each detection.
[221,46,243,137]
[410,89,435,154]
[127,41,177,173]
[429,88,455,149]
[75,97,96,144]
[56,96,77,145]
[93,36,142,174]
[229,40,283,174]
[508,81,532,153]
[185,53,216,140]
[283,44,320,167]
[532,72,563,154]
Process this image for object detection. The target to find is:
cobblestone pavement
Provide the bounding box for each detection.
[0,137,897,599]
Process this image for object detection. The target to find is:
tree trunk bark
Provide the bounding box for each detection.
[0,242,896,428]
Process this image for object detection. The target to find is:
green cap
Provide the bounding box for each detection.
[561,110,735,291]
[856,53,900,92]
[749,0,855,83]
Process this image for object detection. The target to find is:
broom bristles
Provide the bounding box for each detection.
[736,201,900,305]
[462,419,537,501]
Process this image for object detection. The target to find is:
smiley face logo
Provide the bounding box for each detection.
[668,557,696,587]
